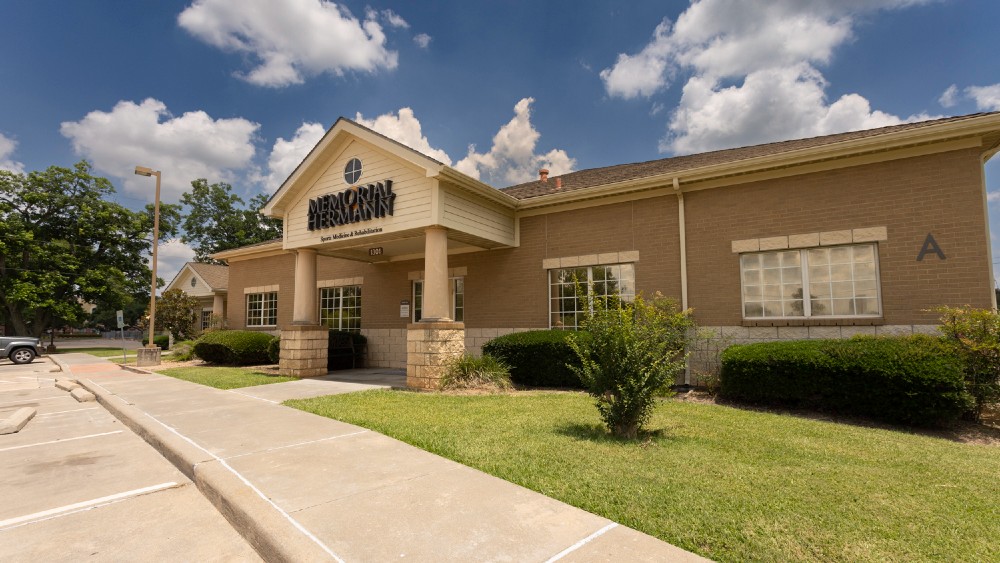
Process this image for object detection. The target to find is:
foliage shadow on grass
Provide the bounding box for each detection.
[555,422,674,445]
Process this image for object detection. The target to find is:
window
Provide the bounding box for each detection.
[549,263,636,330]
[190,277,197,288]
[246,292,277,326]
[344,158,363,185]
[200,310,212,330]
[320,286,362,332]
[413,278,464,322]
[740,243,880,319]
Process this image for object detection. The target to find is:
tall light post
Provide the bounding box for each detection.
[134,166,161,361]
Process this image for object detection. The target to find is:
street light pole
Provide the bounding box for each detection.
[135,166,161,351]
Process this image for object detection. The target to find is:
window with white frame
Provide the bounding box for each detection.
[412,278,464,322]
[549,263,636,330]
[246,292,277,326]
[319,285,362,332]
[200,310,212,330]
[740,243,880,319]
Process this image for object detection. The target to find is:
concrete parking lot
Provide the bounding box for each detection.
[0,358,259,562]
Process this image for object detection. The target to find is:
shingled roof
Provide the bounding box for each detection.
[187,262,229,291]
[501,112,999,200]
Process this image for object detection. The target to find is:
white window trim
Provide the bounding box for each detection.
[318,285,362,332]
[412,277,464,322]
[547,262,637,330]
[245,291,278,327]
[739,243,883,320]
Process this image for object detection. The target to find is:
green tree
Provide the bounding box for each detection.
[568,293,694,439]
[0,161,179,337]
[149,288,201,340]
[180,180,281,263]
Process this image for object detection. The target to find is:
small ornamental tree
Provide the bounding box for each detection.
[149,289,201,341]
[937,305,1000,421]
[568,293,694,438]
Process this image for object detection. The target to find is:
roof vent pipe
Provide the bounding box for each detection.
[538,169,549,182]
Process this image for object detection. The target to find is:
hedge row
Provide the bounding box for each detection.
[141,335,170,350]
[193,330,275,365]
[719,335,974,426]
[482,330,588,388]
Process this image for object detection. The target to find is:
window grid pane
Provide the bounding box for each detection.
[549,264,635,330]
[742,244,879,319]
[413,278,463,322]
[319,286,362,332]
[246,292,277,326]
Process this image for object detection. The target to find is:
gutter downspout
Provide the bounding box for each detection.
[674,177,691,386]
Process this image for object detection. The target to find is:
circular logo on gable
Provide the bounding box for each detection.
[344,158,363,185]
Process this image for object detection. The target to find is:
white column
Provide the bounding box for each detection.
[292,248,318,325]
[422,226,451,321]
[212,293,224,317]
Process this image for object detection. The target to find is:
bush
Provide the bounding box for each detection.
[171,340,196,361]
[719,335,974,426]
[482,330,588,388]
[267,336,280,364]
[192,330,275,365]
[937,306,1000,421]
[140,335,170,350]
[568,294,694,439]
[441,354,512,391]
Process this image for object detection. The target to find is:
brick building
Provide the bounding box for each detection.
[214,112,1000,387]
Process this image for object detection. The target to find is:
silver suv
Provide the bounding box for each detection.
[0,336,41,364]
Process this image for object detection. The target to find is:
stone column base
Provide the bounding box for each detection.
[136,347,162,367]
[407,322,465,390]
[279,325,328,378]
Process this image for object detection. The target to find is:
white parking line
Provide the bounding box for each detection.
[0,396,68,407]
[36,407,100,417]
[0,482,179,531]
[0,431,123,453]
[544,522,619,562]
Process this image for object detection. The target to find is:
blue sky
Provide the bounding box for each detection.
[1,0,999,285]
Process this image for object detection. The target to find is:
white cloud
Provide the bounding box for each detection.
[381,9,409,29]
[60,98,259,202]
[353,107,453,164]
[354,100,574,186]
[454,98,576,185]
[156,238,196,292]
[966,84,1000,111]
[178,0,398,88]
[0,132,25,174]
[258,122,326,193]
[939,84,959,108]
[987,191,1000,203]
[414,33,432,49]
[601,0,937,154]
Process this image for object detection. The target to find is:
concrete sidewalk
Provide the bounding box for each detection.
[52,354,707,562]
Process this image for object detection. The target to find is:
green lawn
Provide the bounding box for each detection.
[156,366,296,389]
[54,347,137,358]
[286,391,1000,562]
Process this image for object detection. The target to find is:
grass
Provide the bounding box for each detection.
[156,366,296,389]
[53,347,137,358]
[286,391,1000,562]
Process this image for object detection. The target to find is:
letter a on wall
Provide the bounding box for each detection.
[917,233,946,261]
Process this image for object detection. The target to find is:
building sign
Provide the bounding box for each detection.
[307,180,396,231]
[369,247,383,256]
[400,299,410,318]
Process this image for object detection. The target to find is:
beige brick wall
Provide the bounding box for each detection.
[226,146,991,356]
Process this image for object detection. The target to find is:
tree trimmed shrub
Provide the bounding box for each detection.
[481,330,588,388]
[193,330,275,365]
[267,336,280,364]
[141,335,170,350]
[568,294,694,439]
[937,306,1000,421]
[719,335,974,426]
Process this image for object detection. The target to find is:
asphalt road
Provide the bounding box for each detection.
[0,358,260,562]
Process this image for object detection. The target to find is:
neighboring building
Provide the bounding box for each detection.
[164,262,229,330]
[214,112,1000,388]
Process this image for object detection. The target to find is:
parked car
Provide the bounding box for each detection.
[0,335,41,364]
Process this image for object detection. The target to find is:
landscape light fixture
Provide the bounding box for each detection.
[134,166,162,350]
